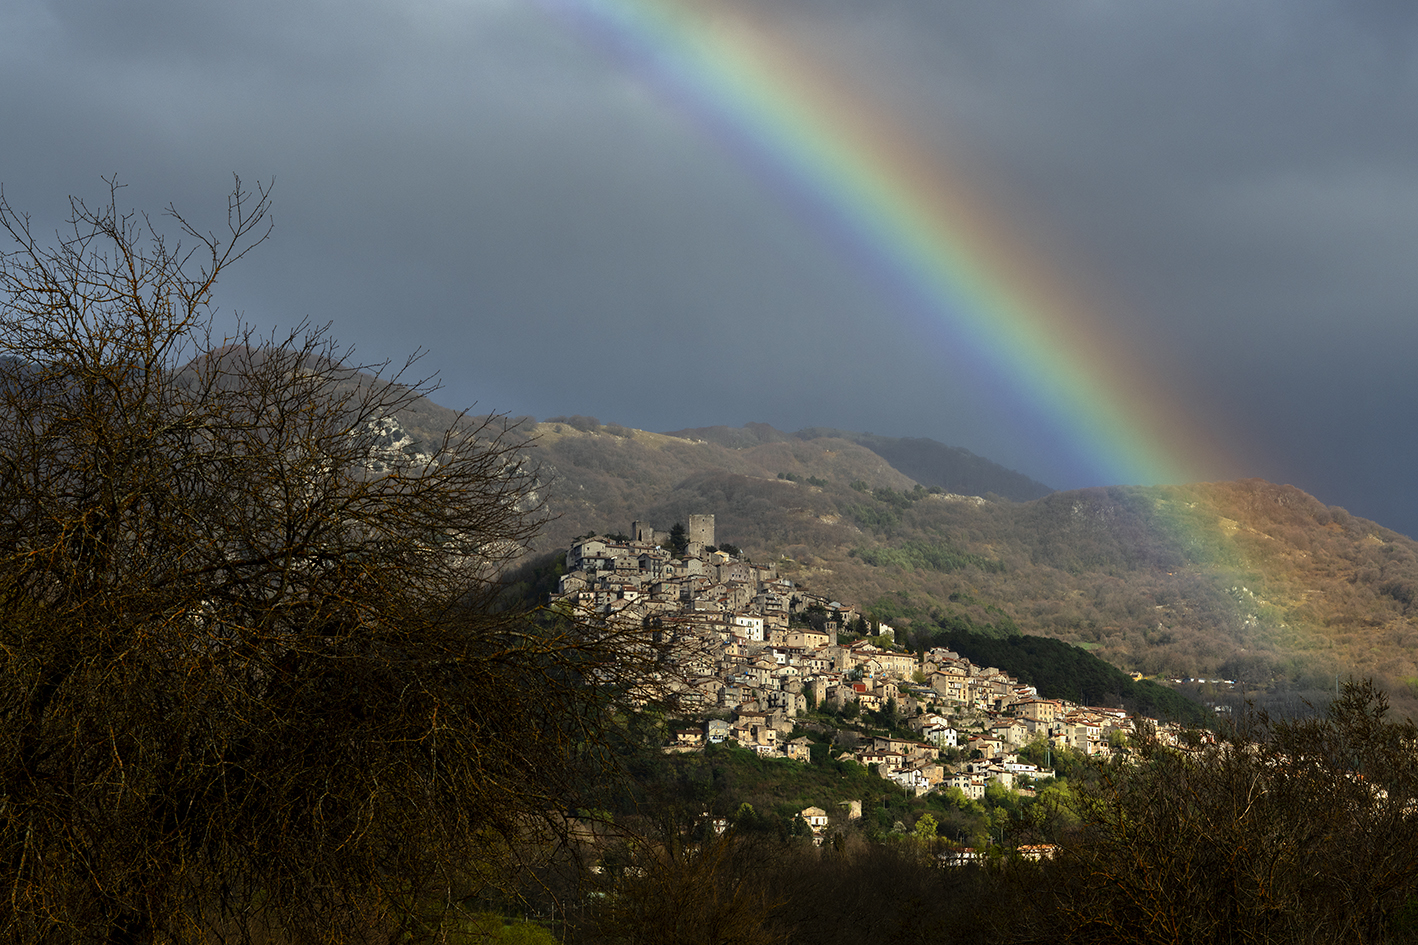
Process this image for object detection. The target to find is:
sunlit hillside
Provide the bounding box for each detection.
[515,419,1418,715]
[372,388,1418,712]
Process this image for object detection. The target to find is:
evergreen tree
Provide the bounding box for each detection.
[669,521,689,557]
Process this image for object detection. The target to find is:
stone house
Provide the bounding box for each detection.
[786,737,813,763]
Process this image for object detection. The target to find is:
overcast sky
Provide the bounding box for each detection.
[3,0,1418,535]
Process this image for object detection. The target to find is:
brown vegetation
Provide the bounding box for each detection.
[0,181,659,943]
[526,425,1418,709]
[1024,681,1418,943]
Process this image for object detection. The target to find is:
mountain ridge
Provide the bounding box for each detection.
[661,423,1053,502]
[513,418,1418,714]
[355,382,1417,713]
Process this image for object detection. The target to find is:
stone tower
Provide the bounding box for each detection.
[686,513,715,557]
[687,514,715,548]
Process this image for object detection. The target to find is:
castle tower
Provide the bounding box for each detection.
[687,514,715,549]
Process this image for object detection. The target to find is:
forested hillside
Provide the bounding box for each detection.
[509,420,1418,715]
[364,399,1418,712]
[796,428,1053,501]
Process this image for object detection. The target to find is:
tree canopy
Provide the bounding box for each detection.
[1026,681,1418,943]
[0,179,654,943]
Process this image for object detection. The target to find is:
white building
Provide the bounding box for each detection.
[732,614,765,642]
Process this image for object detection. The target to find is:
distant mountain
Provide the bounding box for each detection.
[799,429,1053,501]
[530,418,919,553]
[512,419,1418,716]
[664,424,1052,502]
[348,387,1417,715]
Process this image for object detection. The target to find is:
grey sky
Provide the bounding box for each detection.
[4,0,1418,535]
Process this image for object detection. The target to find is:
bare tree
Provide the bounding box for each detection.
[0,179,649,943]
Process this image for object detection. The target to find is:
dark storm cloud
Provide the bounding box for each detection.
[776,0,1418,528]
[3,0,1417,533]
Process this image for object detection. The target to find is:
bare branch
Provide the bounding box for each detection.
[0,181,659,943]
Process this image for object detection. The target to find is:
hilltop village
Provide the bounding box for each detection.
[550,515,1189,825]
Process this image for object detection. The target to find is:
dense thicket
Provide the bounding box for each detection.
[1023,681,1418,943]
[0,181,658,943]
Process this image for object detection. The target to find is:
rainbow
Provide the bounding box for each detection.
[533,0,1237,487]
